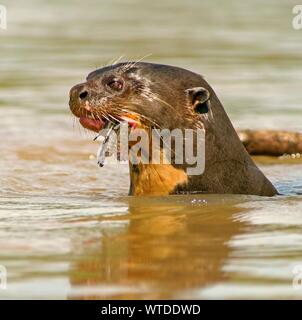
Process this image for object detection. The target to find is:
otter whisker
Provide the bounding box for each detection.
[121,61,133,72]
[93,108,114,126]
[108,113,122,124]
[111,55,125,66]
[72,116,76,131]
[105,55,125,69]
[142,88,204,131]
[119,108,162,129]
[127,54,153,70]
[112,105,176,157]
[98,111,111,123]
[121,54,153,72]
[92,105,119,125]
[90,111,96,121]
[75,118,82,136]
[112,100,162,128]
[138,87,186,120]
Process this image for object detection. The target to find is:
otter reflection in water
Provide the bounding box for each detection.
[68,196,246,299]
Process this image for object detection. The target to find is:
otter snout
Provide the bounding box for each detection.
[69,83,89,103]
[69,83,91,117]
[69,82,106,132]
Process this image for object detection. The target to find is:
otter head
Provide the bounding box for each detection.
[69,62,277,197]
[69,62,215,133]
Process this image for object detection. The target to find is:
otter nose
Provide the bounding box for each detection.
[79,90,88,100]
[69,83,89,102]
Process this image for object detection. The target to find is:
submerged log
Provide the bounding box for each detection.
[237,130,302,156]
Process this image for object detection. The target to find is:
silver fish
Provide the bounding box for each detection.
[94,122,120,167]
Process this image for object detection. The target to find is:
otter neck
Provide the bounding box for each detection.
[127,122,277,197]
[128,162,188,196]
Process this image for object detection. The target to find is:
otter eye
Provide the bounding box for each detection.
[107,79,123,91]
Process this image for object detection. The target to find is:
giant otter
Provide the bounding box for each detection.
[69,62,279,196]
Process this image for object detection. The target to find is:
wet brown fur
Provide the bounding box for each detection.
[69,62,278,197]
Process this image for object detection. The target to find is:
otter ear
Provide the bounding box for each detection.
[185,87,210,114]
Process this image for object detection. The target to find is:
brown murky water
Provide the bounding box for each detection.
[0,0,302,299]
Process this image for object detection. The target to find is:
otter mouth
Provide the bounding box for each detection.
[76,108,113,133]
[77,112,141,167]
[78,113,139,133]
[79,116,105,132]
[70,95,142,134]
